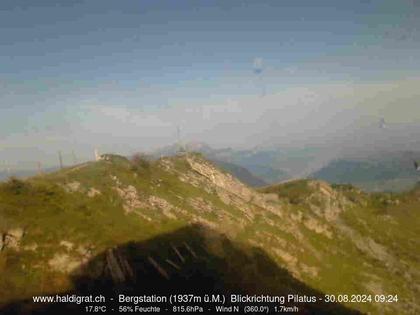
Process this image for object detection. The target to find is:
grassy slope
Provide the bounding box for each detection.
[258,180,419,314]
[0,154,419,314]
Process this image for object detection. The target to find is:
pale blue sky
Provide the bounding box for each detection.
[1,0,420,169]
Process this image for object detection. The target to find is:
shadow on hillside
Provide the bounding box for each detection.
[1,224,363,315]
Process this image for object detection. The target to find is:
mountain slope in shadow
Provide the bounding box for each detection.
[1,224,362,315]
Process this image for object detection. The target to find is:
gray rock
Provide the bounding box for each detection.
[4,228,24,250]
[64,181,81,193]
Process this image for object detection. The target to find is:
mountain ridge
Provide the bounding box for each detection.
[0,153,418,314]
[311,150,420,192]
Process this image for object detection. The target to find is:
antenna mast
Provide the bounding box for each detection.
[72,150,78,165]
[176,126,181,153]
[37,162,43,175]
[94,148,101,161]
[58,151,63,169]
[4,161,11,177]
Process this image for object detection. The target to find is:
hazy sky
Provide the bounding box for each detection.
[1,0,420,169]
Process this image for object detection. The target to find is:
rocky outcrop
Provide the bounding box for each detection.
[185,156,284,219]
[148,196,177,219]
[302,216,333,238]
[187,197,217,213]
[60,240,74,251]
[48,253,82,273]
[64,181,81,193]
[23,243,38,251]
[111,174,187,220]
[111,175,148,214]
[48,243,94,273]
[87,187,101,198]
[337,224,396,267]
[1,228,24,251]
[306,181,351,222]
[187,156,254,202]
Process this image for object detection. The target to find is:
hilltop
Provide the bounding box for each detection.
[152,143,420,192]
[0,153,419,314]
[151,143,271,187]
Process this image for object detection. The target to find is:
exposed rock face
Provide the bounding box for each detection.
[111,175,148,214]
[2,228,24,251]
[77,245,93,265]
[187,156,254,202]
[87,187,101,198]
[187,197,217,213]
[300,263,319,278]
[64,181,81,193]
[60,240,74,251]
[337,224,395,265]
[306,181,350,222]
[303,216,333,238]
[115,185,145,214]
[111,174,187,220]
[148,196,177,219]
[23,243,38,251]
[185,156,284,218]
[48,253,81,273]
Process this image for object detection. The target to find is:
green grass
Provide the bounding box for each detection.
[0,155,419,314]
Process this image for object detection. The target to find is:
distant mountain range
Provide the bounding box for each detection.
[5,144,420,193]
[151,142,330,186]
[310,151,420,192]
[152,143,420,192]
